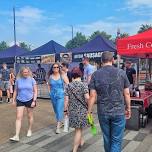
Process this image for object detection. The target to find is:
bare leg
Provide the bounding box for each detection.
[26,108,34,131]
[73,128,83,152]
[80,137,85,146]
[0,89,2,98]
[15,106,24,137]
[0,90,2,102]
[6,89,10,99]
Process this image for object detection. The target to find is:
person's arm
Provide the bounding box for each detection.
[87,66,94,84]
[87,73,97,113]
[88,89,97,113]
[62,74,69,85]
[12,80,18,106]
[84,93,89,102]
[12,88,17,106]
[64,96,69,113]
[87,75,92,84]
[31,80,38,107]
[9,73,12,84]
[83,83,90,103]
[33,84,38,101]
[64,85,69,114]
[47,76,51,93]
[123,71,131,119]
[132,68,136,85]
[124,88,131,119]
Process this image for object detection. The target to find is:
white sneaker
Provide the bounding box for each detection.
[27,130,32,137]
[63,128,69,133]
[56,128,61,134]
[10,136,19,142]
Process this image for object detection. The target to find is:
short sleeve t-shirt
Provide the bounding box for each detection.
[126,68,136,84]
[15,77,36,102]
[89,65,130,116]
[83,64,95,84]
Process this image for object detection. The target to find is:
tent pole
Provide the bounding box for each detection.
[145,58,149,82]
[137,58,140,87]
[14,56,17,75]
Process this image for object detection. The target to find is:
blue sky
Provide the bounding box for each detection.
[0,0,151,49]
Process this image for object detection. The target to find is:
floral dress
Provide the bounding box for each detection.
[65,81,89,128]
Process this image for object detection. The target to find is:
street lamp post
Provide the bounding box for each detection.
[13,6,16,45]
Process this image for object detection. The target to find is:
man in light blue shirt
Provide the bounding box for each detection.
[82,56,95,85]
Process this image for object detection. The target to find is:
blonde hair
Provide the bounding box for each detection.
[17,66,33,79]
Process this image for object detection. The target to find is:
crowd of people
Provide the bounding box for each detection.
[2,51,135,152]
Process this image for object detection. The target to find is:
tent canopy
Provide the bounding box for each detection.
[117,29,152,58]
[72,35,116,53]
[21,40,68,57]
[0,45,28,58]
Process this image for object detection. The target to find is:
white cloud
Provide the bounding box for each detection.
[116,0,152,16]
[2,6,63,35]
[42,19,152,46]
[125,0,152,16]
[14,6,45,34]
[16,6,44,20]
[1,5,152,47]
[127,0,152,8]
[73,19,152,39]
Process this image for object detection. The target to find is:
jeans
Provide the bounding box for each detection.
[50,92,64,121]
[98,115,126,152]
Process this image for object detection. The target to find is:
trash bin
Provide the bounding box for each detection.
[126,105,141,131]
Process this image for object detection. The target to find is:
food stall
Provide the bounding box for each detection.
[117,29,152,129]
[17,40,69,99]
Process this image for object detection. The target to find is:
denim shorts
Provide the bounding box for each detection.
[0,81,10,90]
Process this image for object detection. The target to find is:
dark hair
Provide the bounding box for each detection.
[61,62,69,68]
[71,67,82,79]
[79,63,84,73]
[48,63,61,78]
[82,56,89,62]
[62,54,70,58]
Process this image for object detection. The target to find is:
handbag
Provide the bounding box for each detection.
[68,84,88,110]
[87,113,97,136]
[63,114,69,132]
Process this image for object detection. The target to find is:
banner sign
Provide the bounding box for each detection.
[16,54,55,64]
[41,54,55,64]
[72,52,103,62]
[60,52,72,63]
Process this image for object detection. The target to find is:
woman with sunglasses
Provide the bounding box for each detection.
[48,63,69,134]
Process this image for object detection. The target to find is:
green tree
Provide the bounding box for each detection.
[89,30,112,40]
[19,42,31,51]
[138,24,152,33]
[119,32,129,38]
[0,41,9,51]
[65,32,88,49]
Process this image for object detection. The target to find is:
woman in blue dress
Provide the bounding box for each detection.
[48,63,69,134]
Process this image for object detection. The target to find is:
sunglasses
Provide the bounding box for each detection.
[53,66,59,69]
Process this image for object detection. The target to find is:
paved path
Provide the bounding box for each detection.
[0,112,152,152]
